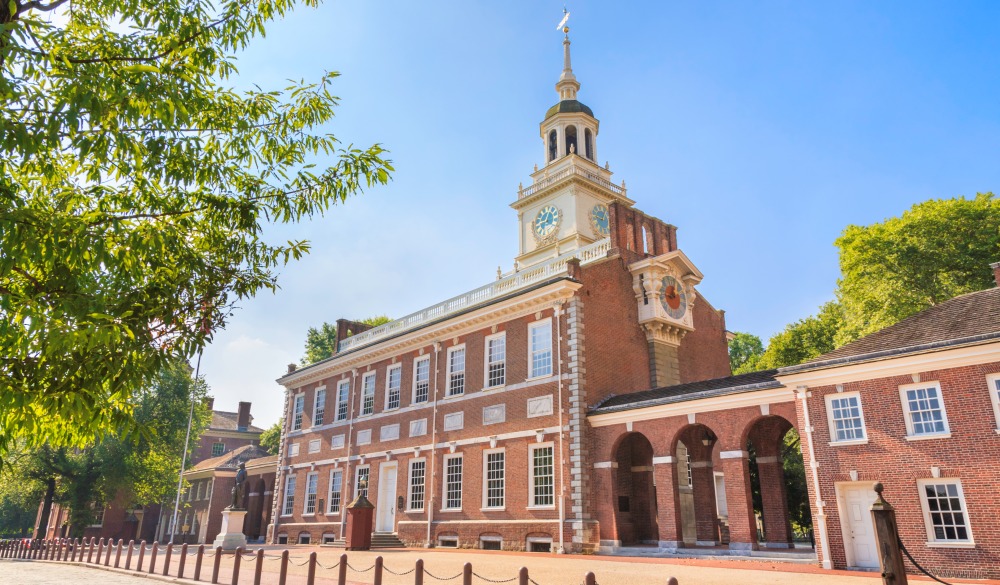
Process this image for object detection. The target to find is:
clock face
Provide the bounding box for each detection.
[660,275,688,320]
[533,205,561,240]
[590,204,610,236]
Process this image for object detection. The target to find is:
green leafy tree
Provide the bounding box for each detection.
[0,0,393,462]
[836,193,1000,343]
[728,332,764,374]
[302,315,391,365]
[259,420,282,455]
[744,301,844,372]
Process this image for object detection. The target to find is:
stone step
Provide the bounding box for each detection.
[321,533,406,549]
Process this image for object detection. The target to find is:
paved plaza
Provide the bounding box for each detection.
[4,548,999,585]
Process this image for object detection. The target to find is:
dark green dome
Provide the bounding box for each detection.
[544,99,594,120]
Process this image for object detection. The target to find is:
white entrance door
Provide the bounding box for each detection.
[376,462,398,533]
[837,483,879,568]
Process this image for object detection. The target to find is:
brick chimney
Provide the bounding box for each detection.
[237,401,252,431]
[992,261,1000,288]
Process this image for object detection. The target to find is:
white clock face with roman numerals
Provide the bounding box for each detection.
[532,205,561,241]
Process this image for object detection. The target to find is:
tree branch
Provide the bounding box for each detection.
[16,0,71,16]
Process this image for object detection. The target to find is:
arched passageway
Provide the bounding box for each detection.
[673,424,721,546]
[745,415,809,549]
[612,432,658,545]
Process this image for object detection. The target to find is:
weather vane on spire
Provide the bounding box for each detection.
[556,7,570,32]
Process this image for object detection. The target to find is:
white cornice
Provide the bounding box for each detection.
[587,387,796,428]
[776,341,1000,389]
[278,280,581,389]
[206,429,263,440]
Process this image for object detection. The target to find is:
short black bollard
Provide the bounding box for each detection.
[415,558,424,585]
[231,547,243,585]
[95,538,103,564]
[177,543,188,578]
[136,540,146,572]
[114,539,123,567]
[337,553,347,585]
[374,556,385,585]
[148,541,159,574]
[278,550,289,585]
[253,548,264,585]
[86,538,95,563]
[667,577,679,585]
[518,566,528,585]
[124,540,134,569]
[306,551,317,585]
[105,539,113,566]
[194,544,205,581]
[163,543,173,576]
[462,562,472,585]
[584,572,596,585]
[211,545,222,584]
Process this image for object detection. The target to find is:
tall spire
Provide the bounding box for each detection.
[555,25,580,101]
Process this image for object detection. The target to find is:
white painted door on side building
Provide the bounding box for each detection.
[836,483,879,568]
[376,462,398,533]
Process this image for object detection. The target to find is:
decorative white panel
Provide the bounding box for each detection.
[308,439,321,453]
[330,434,345,449]
[288,443,300,457]
[527,395,554,418]
[380,424,400,442]
[443,412,464,431]
[357,429,372,445]
[483,404,506,426]
[409,418,427,437]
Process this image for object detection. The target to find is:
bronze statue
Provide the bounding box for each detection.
[230,462,248,509]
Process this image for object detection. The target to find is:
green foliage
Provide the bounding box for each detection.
[781,429,811,532]
[259,420,282,455]
[0,0,393,461]
[739,301,844,373]
[728,332,764,374]
[301,315,391,365]
[836,193,1000,343]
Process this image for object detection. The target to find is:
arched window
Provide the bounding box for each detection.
[547,130,557,162]
[585,128,594,160]
[565,126,578,156]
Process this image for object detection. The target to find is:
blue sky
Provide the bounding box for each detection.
[199,1,1000,424]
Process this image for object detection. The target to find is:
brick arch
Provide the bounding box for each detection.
[611,432,658,545]
[743,414,799,549]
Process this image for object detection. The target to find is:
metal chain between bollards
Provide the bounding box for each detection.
[529,578,545,585]
[423,568,465,581]
[347,562,376,572]
[383,564,416,576]
[898,537,954,585]
[289,556,312,567]
[472,573,518,584]
[316,559,341,570]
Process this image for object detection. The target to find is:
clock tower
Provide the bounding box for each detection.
[512,27,635,269]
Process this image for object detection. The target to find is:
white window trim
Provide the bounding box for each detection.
[412,356,431,404]
[481,448,506,511]
[988,373,1000,433]
[407,457,427,512]
[302,471,319,516]
[824,391,869,446]
[441,453,464,512]
[292,393,305,431]
[336,380,351,422]
[527,318,554,381]
[360,371,377,416]
[354,465,371,500]
[446,345,467,398]
[327,468,344,515]
[281,474,296,518]
[528,442,557,510]
[385,364,403,412]
[483,332,506,390]
[898,381,951,439]
[916,478,975,548]
[312,385,326,428]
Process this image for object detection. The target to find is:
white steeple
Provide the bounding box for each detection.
[556,28,580,101]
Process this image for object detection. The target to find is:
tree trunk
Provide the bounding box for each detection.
[33,477,56,539]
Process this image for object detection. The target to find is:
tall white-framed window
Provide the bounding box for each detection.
[484,333,506,388]
[529,443,555,508]
[447,346,466,397]
[292,394,305,431]
[195,481,203,501]
[361,372,376,416]
[413,356,431,403]
[355,465,370,500]
[825,392,868,444]
[336,380,350,422]
[987,374,1000,431]
[483,449,505,510]
[313,388,326,427]
[303,472,319,515]
[328,469,343,514]
[408,458,426,512]
[528,320,553,378]
[899,382,950,438]
[282,475,296,516]
[917,479,974,546]
[442,454,463,511]
[89,503,105,527]
[212,442,225,457]
[386,365,402,411]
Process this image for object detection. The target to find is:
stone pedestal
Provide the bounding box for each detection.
[213,508,248,551]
